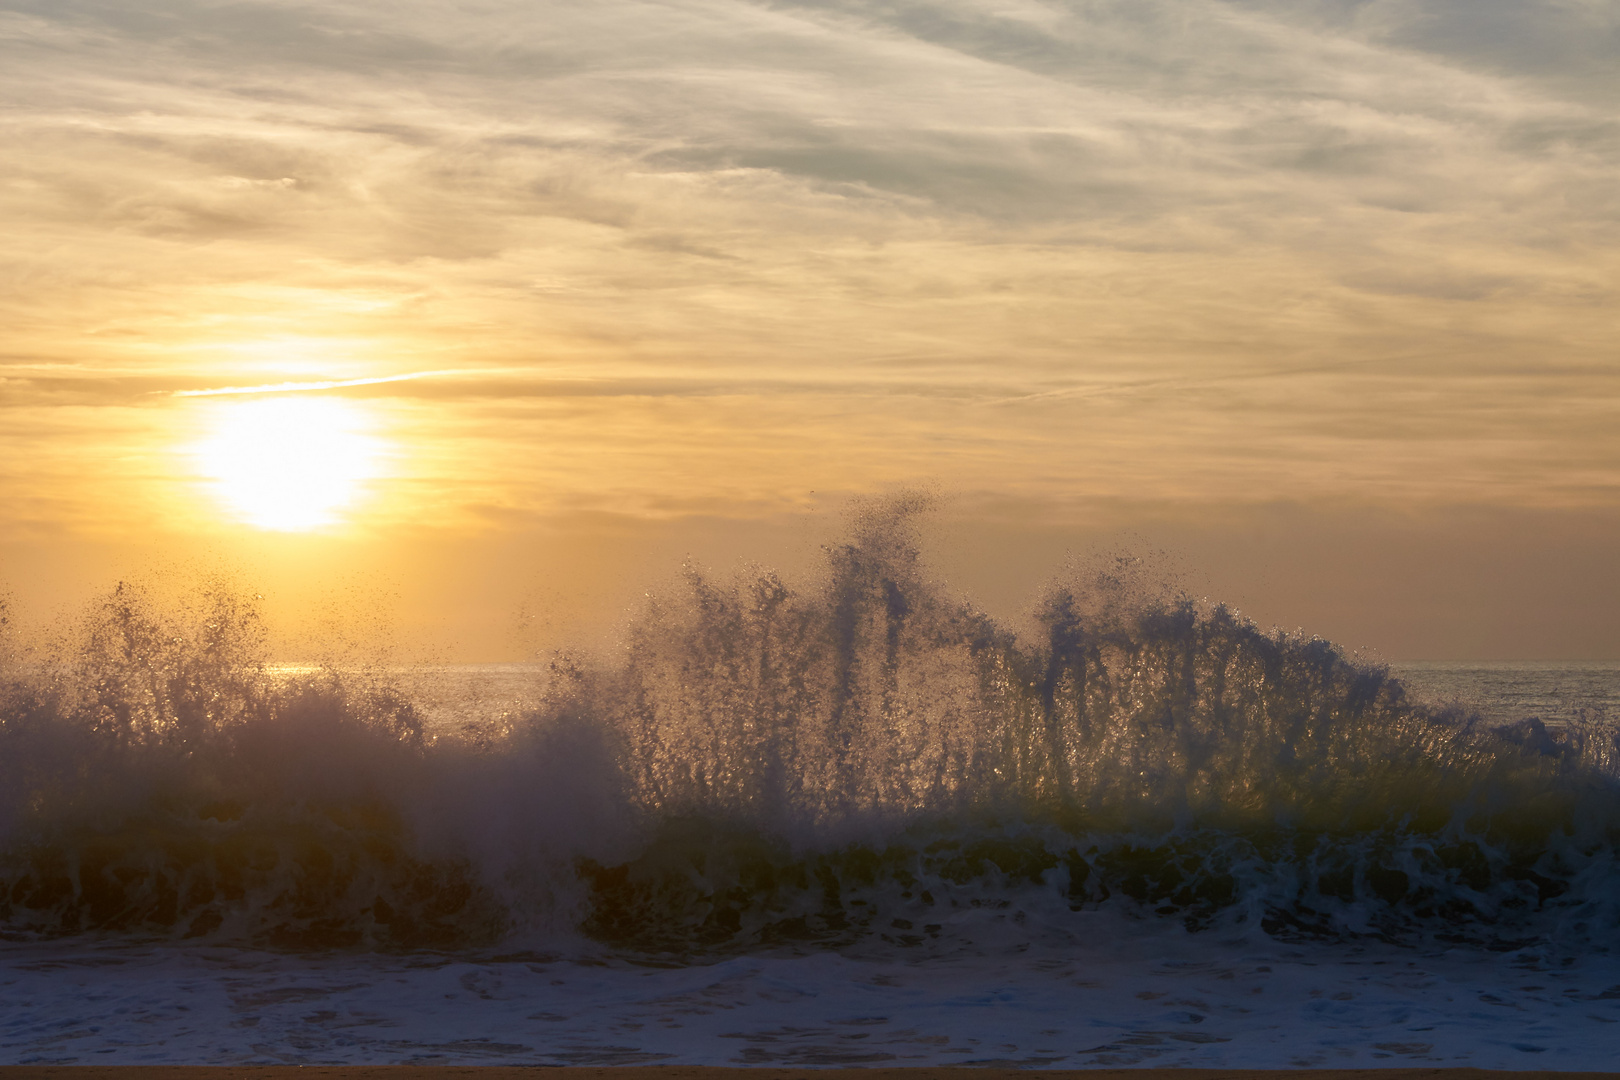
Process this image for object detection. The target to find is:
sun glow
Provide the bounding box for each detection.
[192,396,385,531]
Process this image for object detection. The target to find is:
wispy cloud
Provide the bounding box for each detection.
[171,371,455,397]
[1,0,1616,534]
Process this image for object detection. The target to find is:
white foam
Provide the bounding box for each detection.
[5,920,1616,1067]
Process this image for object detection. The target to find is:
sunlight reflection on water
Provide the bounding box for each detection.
[263,661,1620,733]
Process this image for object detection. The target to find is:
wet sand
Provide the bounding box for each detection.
[3,1069,1617,1079]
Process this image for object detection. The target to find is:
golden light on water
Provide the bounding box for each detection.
[192,396,385,531]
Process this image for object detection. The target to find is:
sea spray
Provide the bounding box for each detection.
[3,511,1619,954]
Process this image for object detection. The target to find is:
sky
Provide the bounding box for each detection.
[2,0,1618,660]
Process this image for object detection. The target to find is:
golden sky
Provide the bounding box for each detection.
[2,0,1618,658]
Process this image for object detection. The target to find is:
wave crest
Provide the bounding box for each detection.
[3,516,1619,952]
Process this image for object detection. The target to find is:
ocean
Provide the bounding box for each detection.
[3,521,1619,1067]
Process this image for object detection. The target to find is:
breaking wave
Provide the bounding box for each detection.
[3,504,1619,955]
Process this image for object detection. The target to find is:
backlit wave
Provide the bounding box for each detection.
[2,504,1618,955]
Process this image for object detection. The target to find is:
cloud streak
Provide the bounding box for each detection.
[171,371,456,397]
[1,0,1616,535]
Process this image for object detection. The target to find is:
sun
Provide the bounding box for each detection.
[192,396,385,531]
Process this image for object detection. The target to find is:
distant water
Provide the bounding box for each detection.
[4,513,1619,1066]
[316,659,1620,735]
[1390,660,1620,727]
[274,662,549,734]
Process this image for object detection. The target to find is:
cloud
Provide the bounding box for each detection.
[9,0,1612,249]
[1220,0,1620,98]
[1,0,1617,529]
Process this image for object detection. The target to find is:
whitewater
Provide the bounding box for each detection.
[3,510,1619,1066]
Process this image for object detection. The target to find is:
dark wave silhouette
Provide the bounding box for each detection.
[3,502,1618,954]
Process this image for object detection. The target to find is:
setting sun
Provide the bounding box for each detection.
[191,396,384,531]
[5,0,1620,1067]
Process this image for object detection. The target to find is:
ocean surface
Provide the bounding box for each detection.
[4,519,1620,1067]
